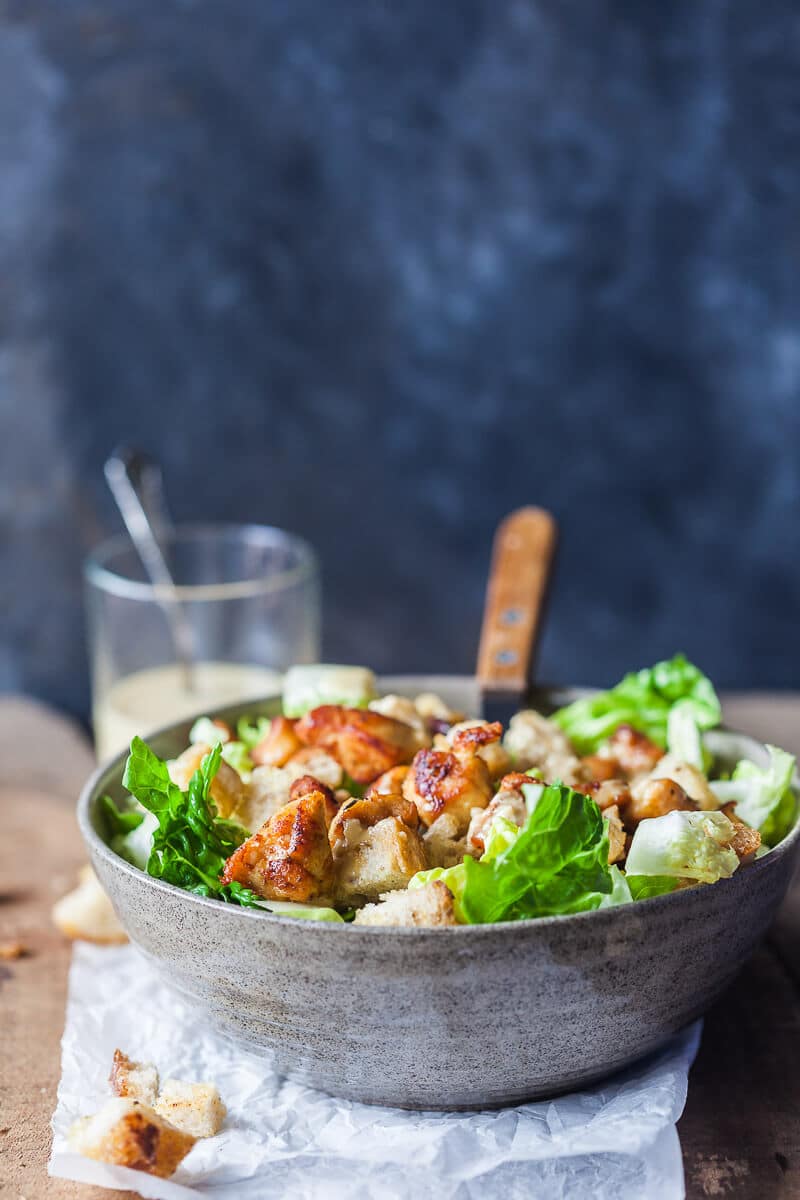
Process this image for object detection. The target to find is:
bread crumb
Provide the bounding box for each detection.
[155,1079,227,1138]
[0,940,27,960]
[51,866,127,945]
[109,1049,159,1106]
[68,1097,196,1177]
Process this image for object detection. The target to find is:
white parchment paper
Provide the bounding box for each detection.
[50,944,701,1200]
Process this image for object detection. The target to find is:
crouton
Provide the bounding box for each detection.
[245,765,294,828]
[720,802,762,864]
[52,866,127,945]
[353,880,458,927]
[109,1049,159,1106]
[168,744,246,818]
[67,1098,196,1178]
[284,747,344,790]
[422,812,470,869]
[155,1079,226,1139]
[334,815,427,905]
[604,804,627,864]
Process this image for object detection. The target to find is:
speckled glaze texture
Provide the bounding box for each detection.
[79,678,800,1110]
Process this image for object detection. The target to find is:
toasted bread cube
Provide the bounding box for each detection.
[109,1049,159,1106]
[52,866,127,944]
[67,1097,196,1177]
[354,880,457,927]
[155,1079,227,1138]
[335,816,427,904]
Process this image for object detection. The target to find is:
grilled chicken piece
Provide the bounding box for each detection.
[368,696,430,751]
[251,717,303,767]
[295,705,419,784]
[604,804,627,864]
[221,782,335,905]
[720,802,762,864]
[579,754,623,784]
[447,721,511,781]
[404,722,501,835]
[466,772,531,854]
[643,754,719,809]
[503,710,582,783]
[608,725,664,777]
[168,744,246,819]
[624,777,697,826]
[579,778,633,812]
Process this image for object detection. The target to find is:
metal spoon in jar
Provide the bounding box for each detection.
[104,447,195,692]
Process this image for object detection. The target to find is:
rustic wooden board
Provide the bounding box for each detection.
[0,693,798,1199]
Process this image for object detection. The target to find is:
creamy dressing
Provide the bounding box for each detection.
[93,661,282,760]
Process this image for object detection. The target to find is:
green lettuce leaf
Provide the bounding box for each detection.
[411,784,614,925]
[236,716,273,751]
[625,809,740,883]
[711,745,797,846]
[122,737,261,906]
[625,874,681,901]
[254,899,345,922]
[99,794,144,837]
[666,702,711,771]
[551,653,721,754]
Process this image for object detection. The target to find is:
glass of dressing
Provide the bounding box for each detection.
[85,523,320,761]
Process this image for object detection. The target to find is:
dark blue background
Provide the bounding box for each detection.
[1,1,798,719]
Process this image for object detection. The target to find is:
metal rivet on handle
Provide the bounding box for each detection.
[495,649,518,666]
[500,607,524,626]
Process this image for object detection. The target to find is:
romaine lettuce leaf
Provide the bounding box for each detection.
[625,810,739,883]
[666,702,710,771]
[711,745,797,846]
[122,737,261,906]
[254,899,345,922]
[552,654,721,754]
[282,664,376,717]
[412,785,614,925]
[625,874,681,901]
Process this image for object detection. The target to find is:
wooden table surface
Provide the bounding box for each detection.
[1,693,798,1200]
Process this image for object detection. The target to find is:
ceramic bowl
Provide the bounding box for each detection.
[78,676,800,1109]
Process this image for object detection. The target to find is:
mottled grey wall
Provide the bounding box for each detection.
[1,0,799,720]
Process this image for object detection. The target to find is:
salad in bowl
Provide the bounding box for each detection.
[102,655,798,928]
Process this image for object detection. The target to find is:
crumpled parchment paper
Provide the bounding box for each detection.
[49,943,701,1200]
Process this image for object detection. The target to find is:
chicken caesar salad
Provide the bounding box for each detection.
[101,656,798,927]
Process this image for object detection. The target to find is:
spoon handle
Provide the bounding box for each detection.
[476,507,558,719]
[105,448,195,692]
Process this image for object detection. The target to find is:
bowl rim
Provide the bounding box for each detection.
[78,679,800,937]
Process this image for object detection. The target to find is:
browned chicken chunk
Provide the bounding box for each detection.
[251,716,303,767]
[221,785,335,905]
[466,772,531,854]
[404,722,502,835]
[624,777,697,826]
[608,725,664,777]
[295,705,419,784]
[579,755,623,784]
[579,778,633,812]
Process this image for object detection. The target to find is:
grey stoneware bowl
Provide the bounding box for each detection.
[79,675,800,1110]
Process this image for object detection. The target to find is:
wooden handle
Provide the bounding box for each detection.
[476,507,558,697]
